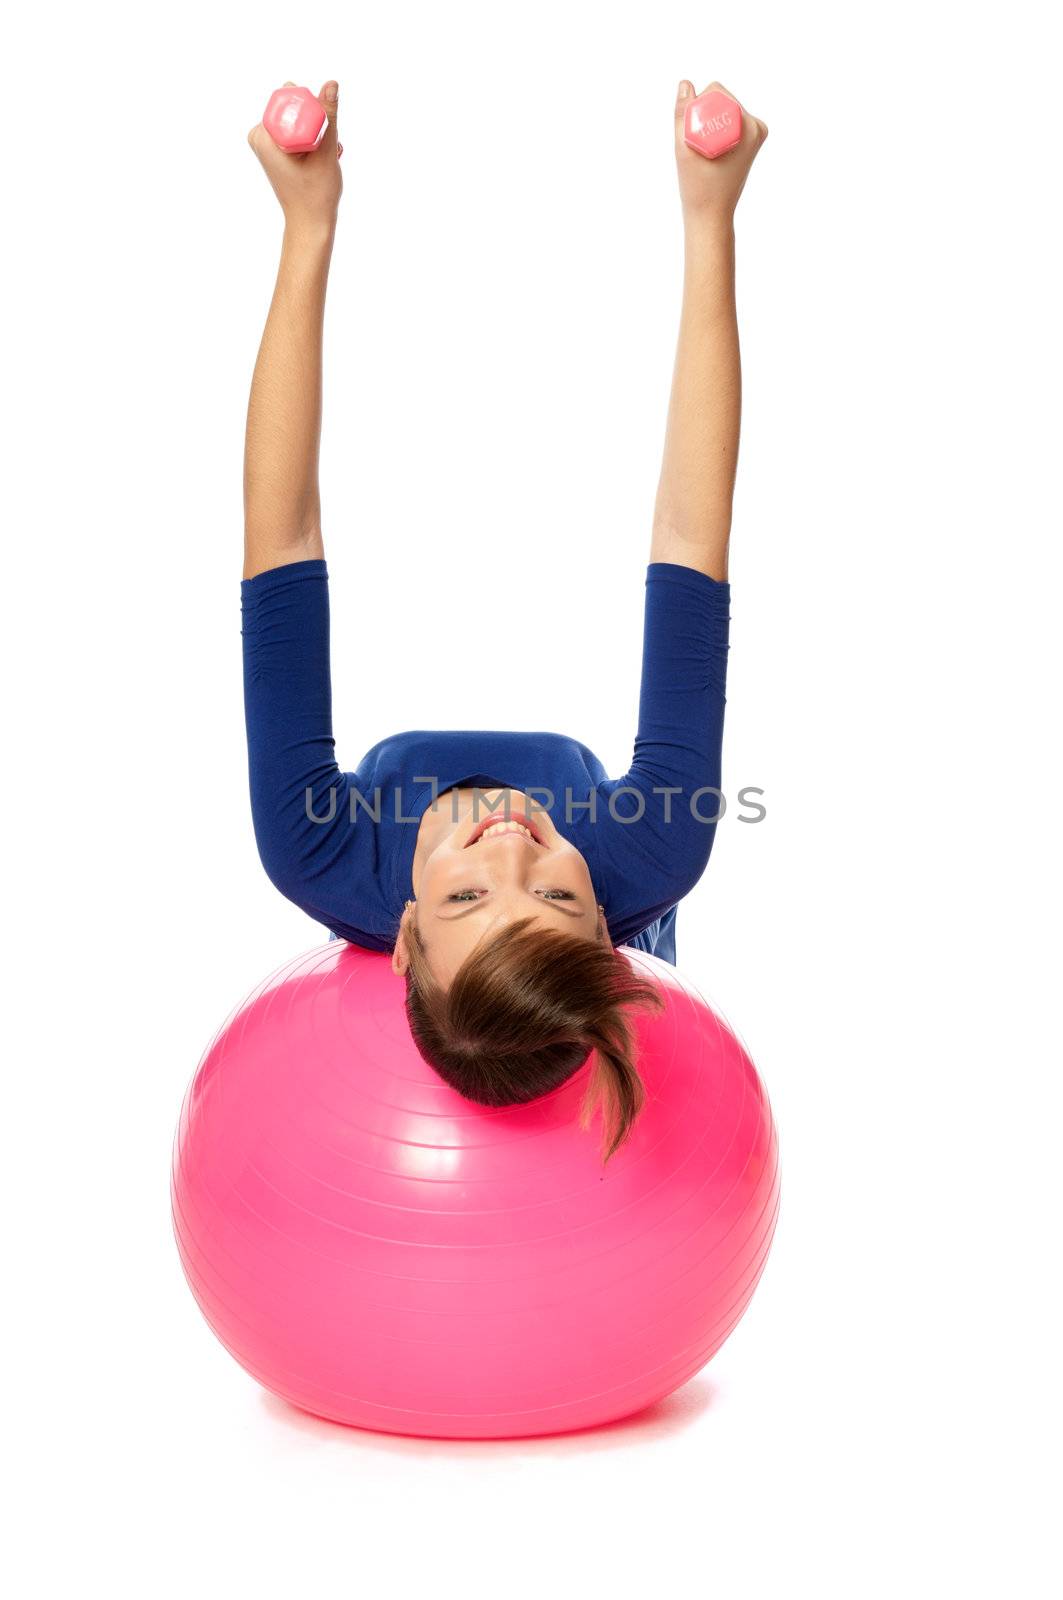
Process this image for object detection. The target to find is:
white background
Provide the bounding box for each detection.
[4,0,1060,1595]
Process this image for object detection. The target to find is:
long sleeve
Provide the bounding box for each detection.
[594,561,731,934]
[241,559,372,933]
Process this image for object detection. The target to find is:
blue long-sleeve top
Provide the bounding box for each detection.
[241,559,730,957]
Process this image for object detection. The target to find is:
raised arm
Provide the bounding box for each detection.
[243,80,342,580]
[239,80,369,936]
[651,81,767,583]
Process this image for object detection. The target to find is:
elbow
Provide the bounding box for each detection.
[253,835,302,904]
[671,812,721,899]
[250,792,340,909]
[250,808,309,905]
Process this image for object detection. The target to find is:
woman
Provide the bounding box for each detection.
[242,77,767,1161]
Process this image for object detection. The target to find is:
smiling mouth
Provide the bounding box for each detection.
[464,809,545,848]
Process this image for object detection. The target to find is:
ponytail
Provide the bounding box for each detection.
[401,911,664,1164]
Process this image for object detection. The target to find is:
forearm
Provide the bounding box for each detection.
[651,219,740,583]
[243,222,336,580]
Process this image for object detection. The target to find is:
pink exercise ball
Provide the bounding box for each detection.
[171,941,779,1440]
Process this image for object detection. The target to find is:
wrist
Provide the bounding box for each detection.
[282,216,338,256]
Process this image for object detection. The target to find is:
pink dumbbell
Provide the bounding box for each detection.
[262,85,328,154]
[683,89,742,160]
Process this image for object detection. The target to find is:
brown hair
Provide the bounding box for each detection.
[400,908,665,1164]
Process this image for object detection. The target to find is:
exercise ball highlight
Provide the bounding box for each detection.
[171,942,779,1440]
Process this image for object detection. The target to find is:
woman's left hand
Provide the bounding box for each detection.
[675,80,768,227]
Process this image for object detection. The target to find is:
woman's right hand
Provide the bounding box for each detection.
[247,80,343,237]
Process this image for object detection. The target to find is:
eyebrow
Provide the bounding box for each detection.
[434,897,587,922]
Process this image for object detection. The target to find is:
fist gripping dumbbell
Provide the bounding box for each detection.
[262,85,328,153]
[683,88,742,160]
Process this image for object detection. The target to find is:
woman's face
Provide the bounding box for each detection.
[392,787,605,987]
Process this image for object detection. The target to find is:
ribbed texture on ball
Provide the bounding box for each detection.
[171,943,779,1439]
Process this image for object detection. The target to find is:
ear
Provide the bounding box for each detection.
[391,901,414,975]
[597,904,613,945]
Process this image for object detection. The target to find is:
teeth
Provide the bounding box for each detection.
[480,821,534,841]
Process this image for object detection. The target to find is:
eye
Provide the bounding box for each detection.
[444,888,577,904]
